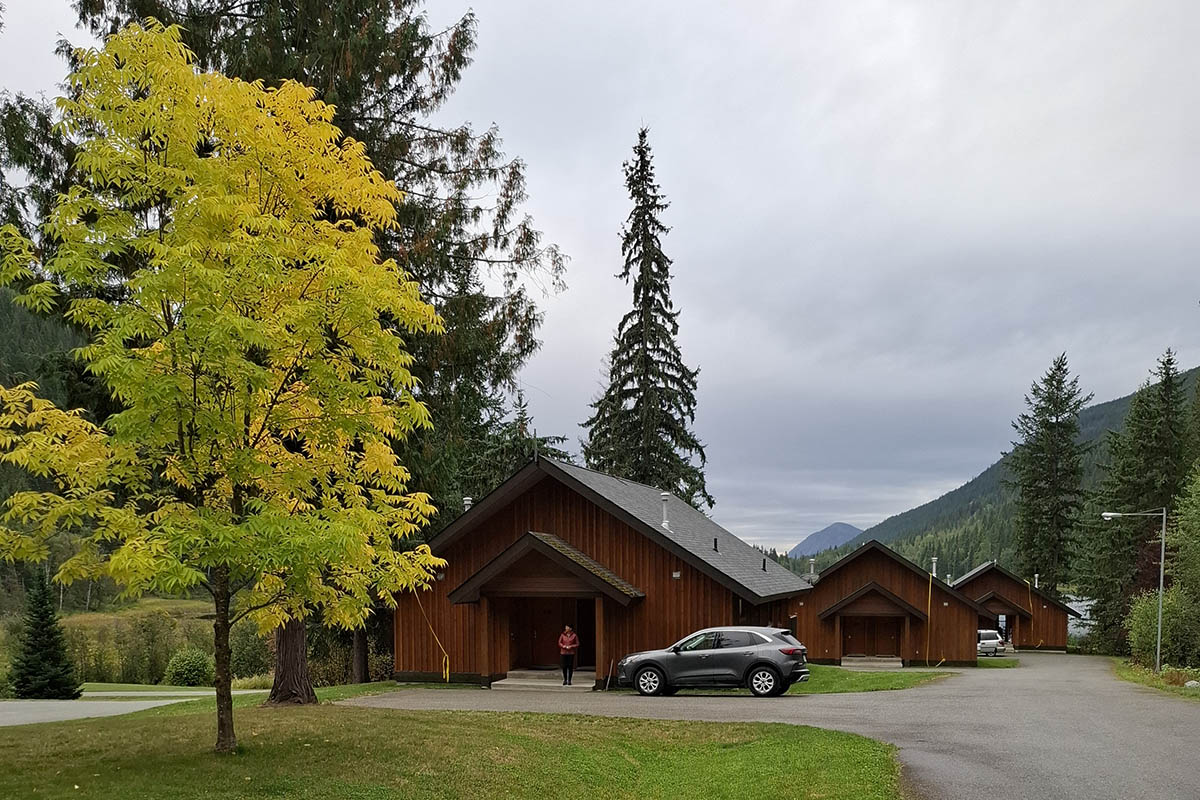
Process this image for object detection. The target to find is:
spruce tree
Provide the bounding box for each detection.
[1007,354,1092,593]
[1080,349,1188,651]
[10,571,80,699]
[583,128,712,508]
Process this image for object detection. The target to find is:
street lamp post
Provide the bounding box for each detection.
[1101,508,1167,672]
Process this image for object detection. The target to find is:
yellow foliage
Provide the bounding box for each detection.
[0,22,445,633]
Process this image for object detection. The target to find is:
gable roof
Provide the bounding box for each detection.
[817,581,929,621]
[448,531,644,606]
[953,561,1082,618]
[819,540,996,619]
[429,457,812,604]
[974,590,1032,618]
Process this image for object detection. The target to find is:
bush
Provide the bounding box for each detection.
[230,624,271,679]
[163,648,214,686]
[231,672,274,690]
[1126,586,1200,668]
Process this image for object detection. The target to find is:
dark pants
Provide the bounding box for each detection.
[561,654,575,683]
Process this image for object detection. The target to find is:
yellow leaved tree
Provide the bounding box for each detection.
[0,22,445,752]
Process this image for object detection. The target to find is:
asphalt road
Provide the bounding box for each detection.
[345,653,1200,800]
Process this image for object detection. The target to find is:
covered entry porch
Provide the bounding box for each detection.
[976,590,1031,643]
[818,581,928,665]
[447,531,644,685]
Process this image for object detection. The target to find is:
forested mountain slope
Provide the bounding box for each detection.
[812,367,1200,577]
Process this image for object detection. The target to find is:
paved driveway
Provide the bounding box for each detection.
[345,653,1200,800]
[0,698,185,726]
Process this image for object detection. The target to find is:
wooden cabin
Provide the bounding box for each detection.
[953,561,1081,651]
[788,541,993,667]
[392,458,812,687]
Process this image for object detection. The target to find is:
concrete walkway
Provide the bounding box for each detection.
[344,653,1200,800]
[0,689,268,726]
[0,698,187,726]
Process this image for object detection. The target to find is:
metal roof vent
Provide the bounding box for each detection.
[762,558,767,572]
[931,556,938,576]
[463,496,473,511]
[660,492,670,530]
[713,537,719,552]
[808,558,816,576]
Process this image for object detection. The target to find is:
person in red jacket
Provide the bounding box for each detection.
[558,624,580,685]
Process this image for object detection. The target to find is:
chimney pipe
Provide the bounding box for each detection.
[762,558,767,572]
[463,496,473,511]
[713,537,719,552]
[808,558,816,576]
[660,492,670,530]
[1034,573,1039,589]
[931,556,938,576]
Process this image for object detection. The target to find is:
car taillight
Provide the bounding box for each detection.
[779,647,801,655]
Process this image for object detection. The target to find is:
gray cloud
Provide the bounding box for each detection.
[7,1,1200,550]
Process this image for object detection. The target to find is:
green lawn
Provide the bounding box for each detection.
[0,696,901,800]
[787,663,946,693]
[1113,659,1200,701]
[976,657,1020,668]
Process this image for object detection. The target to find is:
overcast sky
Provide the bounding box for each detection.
[4,1,1200,551]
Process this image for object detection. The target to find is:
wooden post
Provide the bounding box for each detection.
[479,595,491,685]
[594,595,605,687]
[903,615,911,667]
[834,615,842,664]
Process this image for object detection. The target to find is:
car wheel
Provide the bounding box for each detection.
[747,666,781,697]
[635,666,666,696]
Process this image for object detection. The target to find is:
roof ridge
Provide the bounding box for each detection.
[547,457,683,498]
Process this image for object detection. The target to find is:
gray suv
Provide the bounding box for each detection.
[616,626,810,697]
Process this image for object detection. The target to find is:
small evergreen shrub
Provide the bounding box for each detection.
[163,648,214,686]
[11,572,81,699]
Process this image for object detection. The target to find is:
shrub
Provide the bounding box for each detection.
[163,648,214,686]
[231,672,274,690]
[230,624,271,679]
[1126,586,1200,668]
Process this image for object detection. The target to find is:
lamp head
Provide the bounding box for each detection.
[1101,512,1118,521]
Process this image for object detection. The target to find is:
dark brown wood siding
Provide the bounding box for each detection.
[957,570,1070,650]
[785,548,979,665]
[394,476,736,682]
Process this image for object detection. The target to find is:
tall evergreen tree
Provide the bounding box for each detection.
[10,571,80,699]
[1080,349,1188,651]
[1006,354,1092,593]
[582,128,711,508]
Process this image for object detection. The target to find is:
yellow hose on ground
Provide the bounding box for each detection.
[414,591,450,682]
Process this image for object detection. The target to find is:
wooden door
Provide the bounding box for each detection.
[874,618,901,656]
[842,617,868,656]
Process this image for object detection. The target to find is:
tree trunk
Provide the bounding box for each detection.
[212,565,237,753]
[267,618,317,704]
[84,580,92,612]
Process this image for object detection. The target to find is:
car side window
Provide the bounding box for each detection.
[718,632,755,649]
[678,632,719,652]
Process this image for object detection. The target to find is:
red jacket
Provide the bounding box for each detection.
[558,631,579,655]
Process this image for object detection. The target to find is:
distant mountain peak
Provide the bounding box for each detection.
[788,522,863,558]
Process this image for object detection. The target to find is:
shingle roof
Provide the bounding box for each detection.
[953,561,1082,618]
[545,459,812,602]
[527,531,644,600]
